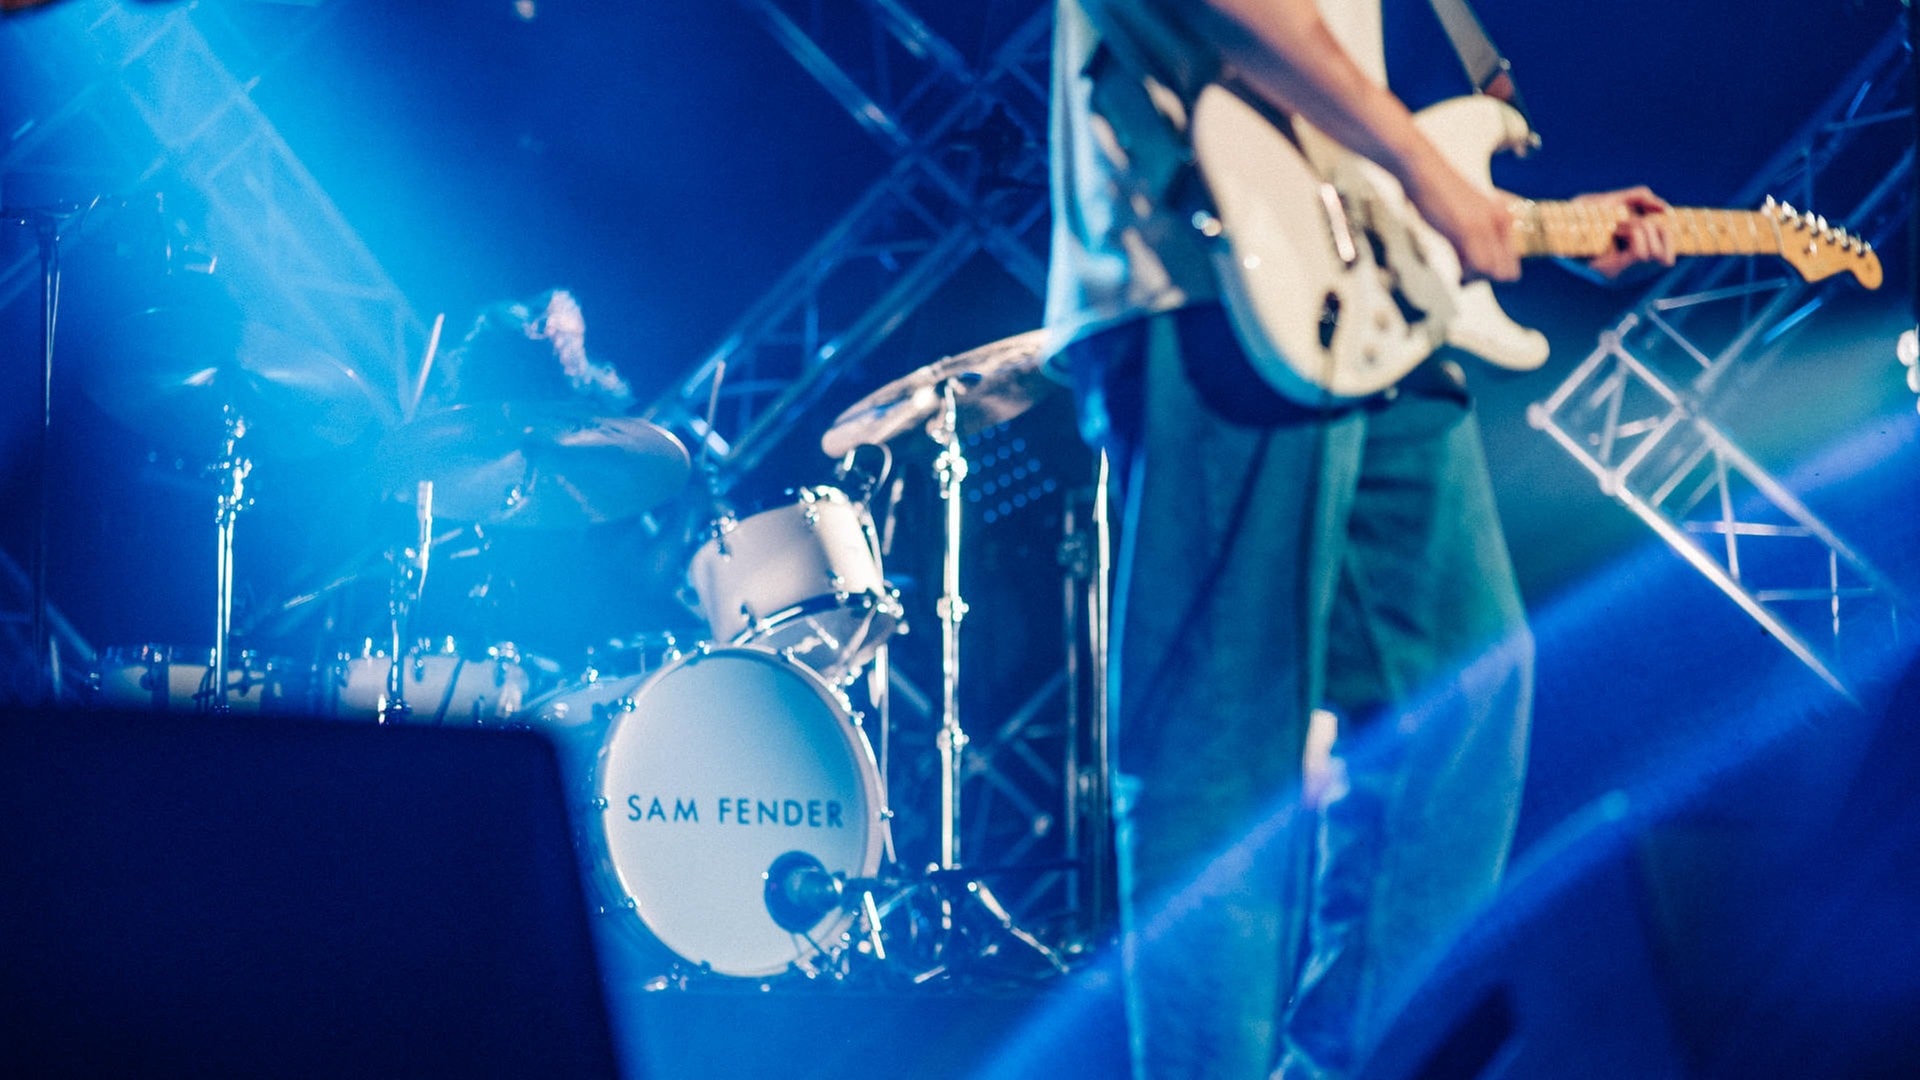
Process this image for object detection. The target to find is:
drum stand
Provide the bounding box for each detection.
[207,407,251,714]
[914,380,1067,977]
[377,481,433,724]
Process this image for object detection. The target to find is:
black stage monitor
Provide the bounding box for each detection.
[0,708,623,1079]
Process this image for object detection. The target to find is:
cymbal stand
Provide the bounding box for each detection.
[379,481,433,724]
[932,382,967,879]
[923,379,1067,975]
[208,407,251,714]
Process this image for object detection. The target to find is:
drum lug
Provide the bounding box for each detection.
[590,697,638,724]
[705,514,738,559]
[738,604,765,636]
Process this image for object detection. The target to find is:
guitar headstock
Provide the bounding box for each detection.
[1763,196,1883,289]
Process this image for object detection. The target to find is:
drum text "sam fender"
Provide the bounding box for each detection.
[624,795,848,828]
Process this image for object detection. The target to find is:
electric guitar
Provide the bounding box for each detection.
[1188,85,1885,405]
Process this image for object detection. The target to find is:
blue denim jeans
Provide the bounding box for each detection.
[1068,305,1534,1079]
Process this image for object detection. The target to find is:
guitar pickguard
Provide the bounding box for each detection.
[1190,86,1546,405]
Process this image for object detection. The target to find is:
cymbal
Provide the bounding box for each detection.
[820,329,1058,458]
[83,311,390,457]
[372,401,690,529]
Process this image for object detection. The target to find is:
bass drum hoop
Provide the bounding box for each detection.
[586,647,886,979]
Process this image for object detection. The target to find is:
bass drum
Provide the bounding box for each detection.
[586,648,885,979]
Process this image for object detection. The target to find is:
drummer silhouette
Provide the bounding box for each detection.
[398,288,697,683]
[431,288,632,413]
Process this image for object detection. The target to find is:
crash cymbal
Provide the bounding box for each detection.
[82,311,390,457]
[820,329,1057,458]
[372,401,690,529]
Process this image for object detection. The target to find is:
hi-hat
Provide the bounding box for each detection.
[372,401,690,528]
[820,329,1057,458]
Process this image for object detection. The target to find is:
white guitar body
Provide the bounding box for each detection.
[1191,86,1550,405]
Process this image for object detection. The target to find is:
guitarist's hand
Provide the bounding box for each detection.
[1404,161,1522,283]
[1575,186,1676,278]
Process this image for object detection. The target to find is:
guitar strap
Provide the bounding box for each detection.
[1080,0,1530,138]
[1425,0,1531,124]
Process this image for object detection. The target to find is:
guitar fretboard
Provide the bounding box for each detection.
[1513,202,1780,260]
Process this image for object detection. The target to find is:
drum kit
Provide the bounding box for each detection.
[77,318,1086,984]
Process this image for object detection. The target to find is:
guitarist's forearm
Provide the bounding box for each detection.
[1188,0,1521,280]
[1198,0,1439,180]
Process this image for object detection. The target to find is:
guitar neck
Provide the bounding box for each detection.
[1514,201,1780,261]
[1512,196,1880,287]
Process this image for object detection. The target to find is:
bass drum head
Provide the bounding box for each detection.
[591,648,884,979]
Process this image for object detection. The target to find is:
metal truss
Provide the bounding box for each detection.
[640,0,1052,481]
[0,548,95,706]
[1529,20,1913,699]
[2,0,421,411]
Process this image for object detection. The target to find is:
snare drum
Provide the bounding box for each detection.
[687,486,901,681]
[94,644,298,714]
[326,640,529,724]
[585,648,886,979]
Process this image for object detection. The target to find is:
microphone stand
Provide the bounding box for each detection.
[4,201,84,704]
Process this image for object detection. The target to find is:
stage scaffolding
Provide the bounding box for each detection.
[639,0,1053,481]
[0,0,423,409]
[1528,20,1913,700]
